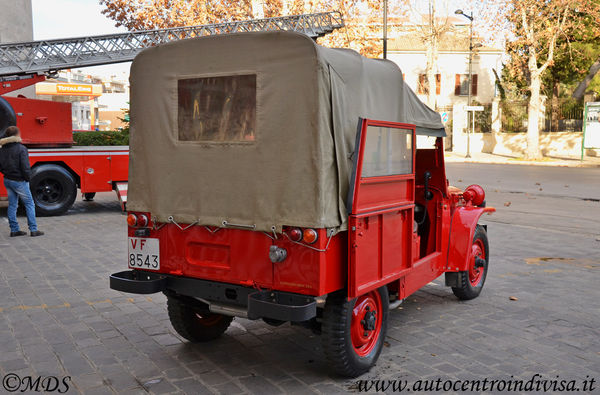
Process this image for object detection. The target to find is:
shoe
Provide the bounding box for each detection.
[30,230,44,237]
[10,231,27,237]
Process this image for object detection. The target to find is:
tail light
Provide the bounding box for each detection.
[302,228,318,244]
[127,213,137,227]
[137,214,149,227]
[288,228,303,242]
[127,213,150,228]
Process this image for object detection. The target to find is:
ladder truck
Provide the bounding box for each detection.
[0,12,344,215]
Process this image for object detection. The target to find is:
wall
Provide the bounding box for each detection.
[453,130,599,158]
[0,0,33,43]
[98,110,127,131]
[452,102,600,158]
[0,0,34,98]
[388,50,503,108]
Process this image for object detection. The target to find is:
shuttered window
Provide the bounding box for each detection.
[454,74,478,96]
[418,74,441,95]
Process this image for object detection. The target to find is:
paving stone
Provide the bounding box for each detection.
[172,378,213,394]
[239,375,283,394]
[0,168,599,393]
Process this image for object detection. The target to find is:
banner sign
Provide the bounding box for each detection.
[583,102,600,150]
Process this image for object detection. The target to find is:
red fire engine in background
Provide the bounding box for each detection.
[0,85,129,215]
[0,12,343,215]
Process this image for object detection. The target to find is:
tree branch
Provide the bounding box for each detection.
[538,5,570,75]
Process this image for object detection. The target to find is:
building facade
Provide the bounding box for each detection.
[387,26,504,111]
[35,70,129,131]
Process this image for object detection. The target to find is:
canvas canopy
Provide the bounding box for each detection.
[128,31,445,232]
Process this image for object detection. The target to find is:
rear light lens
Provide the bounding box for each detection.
[138,214,149,227]
[302,228,318,244]
[288,228,303,242]
[127,213,137,227]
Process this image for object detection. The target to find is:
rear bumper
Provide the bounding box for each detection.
[109,270,317,322]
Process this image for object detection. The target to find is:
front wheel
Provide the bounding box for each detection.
[322,286,389,377]
[452,225,489,300]
[166,295,232,342]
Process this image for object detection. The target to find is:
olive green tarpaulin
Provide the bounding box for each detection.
[128,31,445,232]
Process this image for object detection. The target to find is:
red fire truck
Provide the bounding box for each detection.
[0,13,343,215]
[110,32,495,377]
[0,94,128,215]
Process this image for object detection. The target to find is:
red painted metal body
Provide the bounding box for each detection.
[0,92,129,205]
[128,222,345,296]
[0,146,129,196]
[4,96,73,147]
[128,118,494,301]
[0,75,46,95]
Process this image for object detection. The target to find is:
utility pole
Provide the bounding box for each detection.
[455,9,474,158]
[383,0,388,59]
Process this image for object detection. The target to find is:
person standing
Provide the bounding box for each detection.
[0,126,44,237]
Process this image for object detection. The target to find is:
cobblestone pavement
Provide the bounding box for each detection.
[0,163,599,394]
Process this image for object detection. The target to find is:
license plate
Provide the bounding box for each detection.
[128,237,160,270]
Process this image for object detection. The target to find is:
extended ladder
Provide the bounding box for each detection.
[0,12,343,78]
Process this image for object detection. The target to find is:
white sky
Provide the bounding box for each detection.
[32,0,131,78]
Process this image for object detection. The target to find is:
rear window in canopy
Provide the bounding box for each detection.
[177,74,256,142]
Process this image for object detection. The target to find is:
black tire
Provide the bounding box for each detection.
[0,96,16,136]
[30,164,77,216]
[83,192,96,201]
[322,286,389,377]
[452,225,489,300]
[167,295,233,342]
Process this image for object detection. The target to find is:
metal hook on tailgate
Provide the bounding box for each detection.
[168,216,198,231]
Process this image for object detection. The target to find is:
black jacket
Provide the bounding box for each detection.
[0,136,31,182]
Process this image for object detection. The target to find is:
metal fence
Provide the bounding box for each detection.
[500,99,583,133]
[545,99,583,132]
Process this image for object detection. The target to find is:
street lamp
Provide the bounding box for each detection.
[455,9,474,158]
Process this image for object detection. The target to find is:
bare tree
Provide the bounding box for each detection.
[405,0,453,109]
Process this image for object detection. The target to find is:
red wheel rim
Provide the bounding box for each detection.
[469,239,486,287]
[350,290,382,357]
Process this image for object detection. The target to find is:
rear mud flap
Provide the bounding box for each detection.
[444,272,464,288]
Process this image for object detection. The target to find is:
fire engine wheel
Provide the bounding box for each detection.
[452,225,489,300]
[322,286,389,377]
[30,164,77,216]
[166,296,233,342]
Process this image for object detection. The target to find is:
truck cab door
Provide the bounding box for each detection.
[347,118,416,298]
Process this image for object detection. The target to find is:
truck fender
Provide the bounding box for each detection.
[446,206,495,272]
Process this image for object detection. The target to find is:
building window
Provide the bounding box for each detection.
[177,74,256,142]
[454,74,478,96]
[417,74,441,95]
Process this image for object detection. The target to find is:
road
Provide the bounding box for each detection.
[447,163,600,239]
[0,163,598,394]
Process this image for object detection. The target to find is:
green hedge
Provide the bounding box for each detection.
[73,130,129,146]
